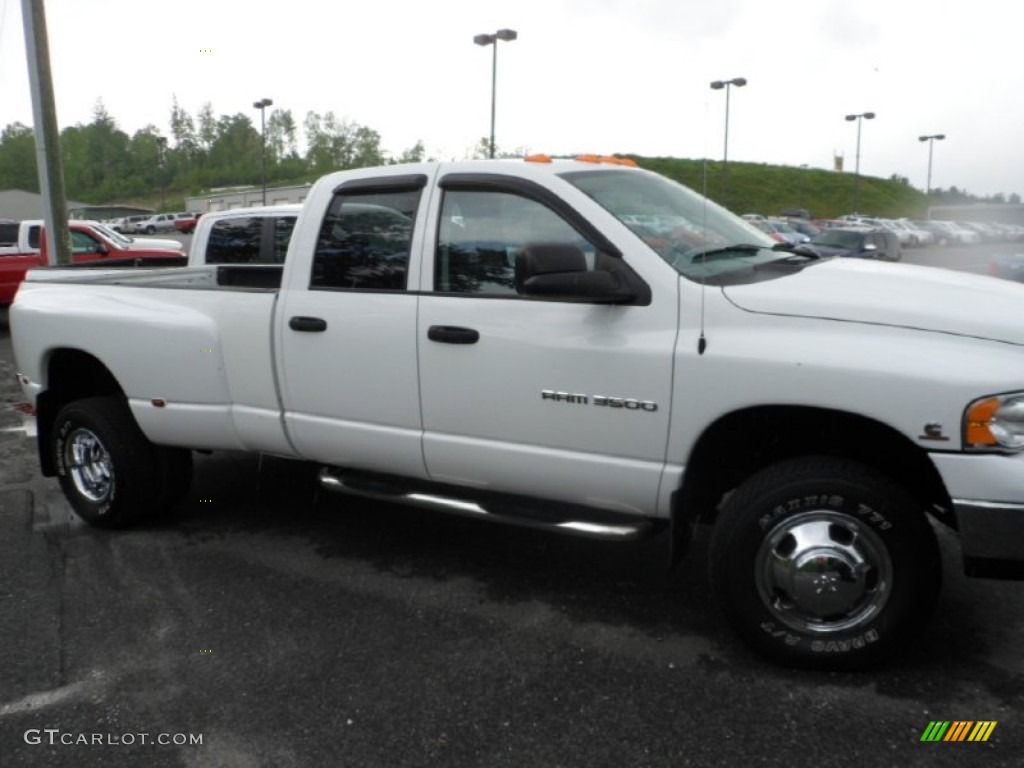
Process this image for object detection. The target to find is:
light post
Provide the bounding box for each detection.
[252,97,273,205]
[845,111,875,213]
[710,76,747,207]
[473,28,517,159]
[918,133,945,197]
[798,163,809,210]
[155,136,167,210]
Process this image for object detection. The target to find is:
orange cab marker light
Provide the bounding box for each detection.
[524,154,553,163]
[575,154,602,164]
[966,397,1001,445]
[599,156,638,167]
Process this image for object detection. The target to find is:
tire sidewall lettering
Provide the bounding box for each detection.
[757,494,893,533]
[759,621,882,653]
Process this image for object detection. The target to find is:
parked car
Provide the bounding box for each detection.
[989,253,1024,282]
[136,213,178,234]
[173,212,200,234]
[752,219,809,245]
[912,220,953,246]
[90,222,183,253]
[0,219,185,306]
[893,219,934,247]
[936,221,982,245]
[781,218,821,239]
[0,218,18,247]
[808,227,902,261]
[120,215,153,234]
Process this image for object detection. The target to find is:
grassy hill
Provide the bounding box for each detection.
[123,158,929,221]
[631,156,929,220]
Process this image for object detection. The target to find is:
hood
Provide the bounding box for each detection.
[127,236,183,252]
[722,258,1024,345]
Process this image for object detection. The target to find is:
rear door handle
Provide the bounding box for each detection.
[427,325,479,344]
[289,316,328,332]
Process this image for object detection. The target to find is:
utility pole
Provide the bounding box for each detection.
[22,0,71,265]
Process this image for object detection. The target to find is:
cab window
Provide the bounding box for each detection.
[208,217,262,264]
[70,230,103,254]
[435,189,596,296]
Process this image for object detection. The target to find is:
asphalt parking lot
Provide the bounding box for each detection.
[1,249,1022,767]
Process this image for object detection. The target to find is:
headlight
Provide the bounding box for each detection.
[964,394,1024,451]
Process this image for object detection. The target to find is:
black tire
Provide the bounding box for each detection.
[53,396,163,528]
[709,456,940,670]
[146,225,155,234]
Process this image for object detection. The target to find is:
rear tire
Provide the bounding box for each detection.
[53,397,168,528]
[709,456,940,669]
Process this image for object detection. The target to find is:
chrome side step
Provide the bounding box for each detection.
[319,468,655,541]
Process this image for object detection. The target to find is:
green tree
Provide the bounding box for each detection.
[59,102,133,201]
[304,111,385,172]
[197,102,217,153]
[393,140,426,164]
[127,125,167,199]
[208,113,260,186]
[266,108,298,163]
[0,122,39,192]
[170,96,198,157]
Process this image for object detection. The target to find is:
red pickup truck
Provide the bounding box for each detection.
[0,219,186,306]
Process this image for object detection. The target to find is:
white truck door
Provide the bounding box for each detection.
[417,174,678,516]
[276,173,432,479]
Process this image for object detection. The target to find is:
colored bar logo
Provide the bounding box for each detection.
[920,721,997,742]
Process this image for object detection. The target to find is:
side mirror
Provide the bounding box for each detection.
[514,243,636,303]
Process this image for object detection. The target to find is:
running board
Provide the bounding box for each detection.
[318,468,655,541]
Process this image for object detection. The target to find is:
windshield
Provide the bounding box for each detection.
[91,223,131,248]
[560,169,782,280]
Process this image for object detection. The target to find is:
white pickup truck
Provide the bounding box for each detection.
[11,157,1024,668]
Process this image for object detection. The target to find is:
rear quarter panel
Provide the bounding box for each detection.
[12,281,289,453]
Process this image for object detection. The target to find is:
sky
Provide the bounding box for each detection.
[0,0,1021,198]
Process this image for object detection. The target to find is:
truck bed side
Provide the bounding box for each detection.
[12,274,292,456]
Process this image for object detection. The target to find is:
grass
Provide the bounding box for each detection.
[631,156,930,220]
[114,159,929,221]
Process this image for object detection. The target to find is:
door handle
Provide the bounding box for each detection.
[427,325,479,344]
[289,316,328,332]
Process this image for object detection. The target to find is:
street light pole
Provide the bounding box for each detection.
[710,76,747,208]
[918,133,945,197]
[156,136,167,209]
[474,28,517,159]
[252,97,273,205]
[845,111,875,213]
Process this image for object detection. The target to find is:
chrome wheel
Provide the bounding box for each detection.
[755,510,892,634]
[63,427,114,503]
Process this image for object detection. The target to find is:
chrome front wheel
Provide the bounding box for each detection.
[755,511,893,635]
[63,426,115,504]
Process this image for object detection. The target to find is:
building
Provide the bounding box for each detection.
[185,183,313,213]
[0,189,95,221]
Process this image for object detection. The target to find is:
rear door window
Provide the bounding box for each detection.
[310,189,420,291]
